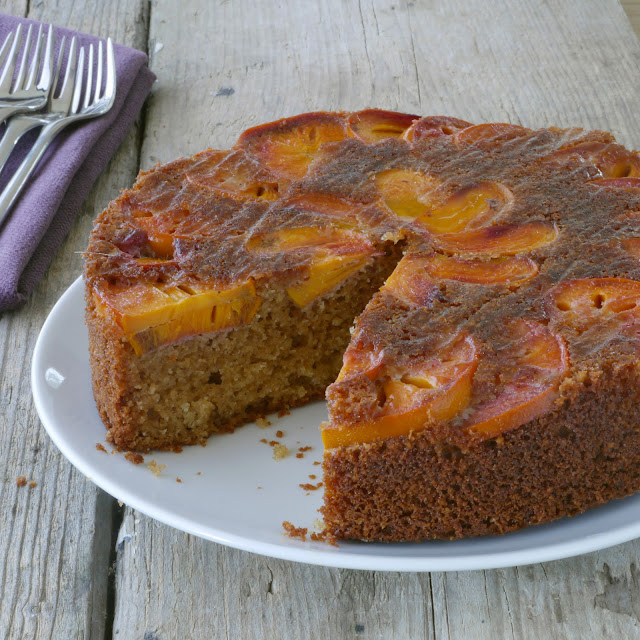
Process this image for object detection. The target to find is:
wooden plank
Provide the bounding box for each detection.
[112,0,640,638]
[0,2,149,638]
[623,0,640,39]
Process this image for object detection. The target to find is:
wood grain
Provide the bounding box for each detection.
[113,0,640,638]
[623,0,640,38]
[0,2,148,639]
[2,0,640,638]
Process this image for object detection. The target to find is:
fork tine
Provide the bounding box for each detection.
[24,24,43,91]
[0,31,14,75]
[13,23,33,93]
[104,38,115,103]
[71,46,85,114]
[51,34,66,100]
[94,40,103,103]
[0,23,22,92]
[58,36,77,104]
[83,43,93,109]
[38,24,54,91]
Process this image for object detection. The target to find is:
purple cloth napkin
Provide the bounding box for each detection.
[0,15,155,311]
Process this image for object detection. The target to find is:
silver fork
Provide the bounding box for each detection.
[0,23,54,124]
[0,36,116,228]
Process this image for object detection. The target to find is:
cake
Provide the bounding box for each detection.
[84,110,640,541]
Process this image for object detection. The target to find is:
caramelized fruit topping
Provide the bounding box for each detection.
[323,333,479,448]
[415,181,514,234]
[375,168,440,219]
[403,116,472,143]
[186,149,280,200]
[454,123,532,148]
[544,142,640,179]
[237,112,348,179]
[93,280,261,355]
[347,109,419,143]
[246,226,378,307]
[424,254,538,285]
[433,221,558,255]
[464,320,569,437]
[545,277,640,334]
[381,254,440,307]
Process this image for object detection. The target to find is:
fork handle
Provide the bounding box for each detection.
[0,100,45,127]
[0,116,43,175]
[0,120,65,229]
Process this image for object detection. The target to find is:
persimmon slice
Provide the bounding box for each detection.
[347,109,419,143]
[278,193,365,229]
[415,181,514,234]
[404,116,472,143]
[237,112,348,179]
[454,123,532,148]
[246,226,374,256]
[93,280,261,355]
[286,254,372,307]
[543,142,640,179]
[375,168,440,219]
[186,149,280,200]
[433,222,558,255]
[545,277,640,333]
[464,320,569,437]
[323,333,479,448]
[424,254,538,285]
[381,254,440,307]
[246,225,378,307]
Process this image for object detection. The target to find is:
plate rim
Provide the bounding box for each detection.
[31,276,640,572]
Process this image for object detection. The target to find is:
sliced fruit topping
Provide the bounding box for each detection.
[464,320,568,437]
[246,226,371,256]
[131,217,175,258]
[433,221,558,255]
[278,193,364,229]
[237,112,348,180]
[545,277,640,334]
[322,333,479,448]
[454,123,532,148]
[93,280,261,355]
[381,254,440,307]
[375,168,440,219]
[286,253,372,307]
[246,225,378,307]
[424,254,538,285]
[543,142,640,179]
[587,177,640,189]
[186,149,280,200]
[415,181,514,234]
[403,116,472,143]
[347,109,419,143]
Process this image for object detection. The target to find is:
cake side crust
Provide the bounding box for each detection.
[322,363,640,541]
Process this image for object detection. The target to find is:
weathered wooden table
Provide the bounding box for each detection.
[3,1,640,637]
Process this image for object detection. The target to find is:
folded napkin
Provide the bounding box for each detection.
[0,15,155,311]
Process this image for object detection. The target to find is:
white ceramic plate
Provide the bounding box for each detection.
[31,276,640,571]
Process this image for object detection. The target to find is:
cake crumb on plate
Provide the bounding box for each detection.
[272,443,290,460]
[147,459,166,476]
[282,521,307,540]
[124,451,144,465]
